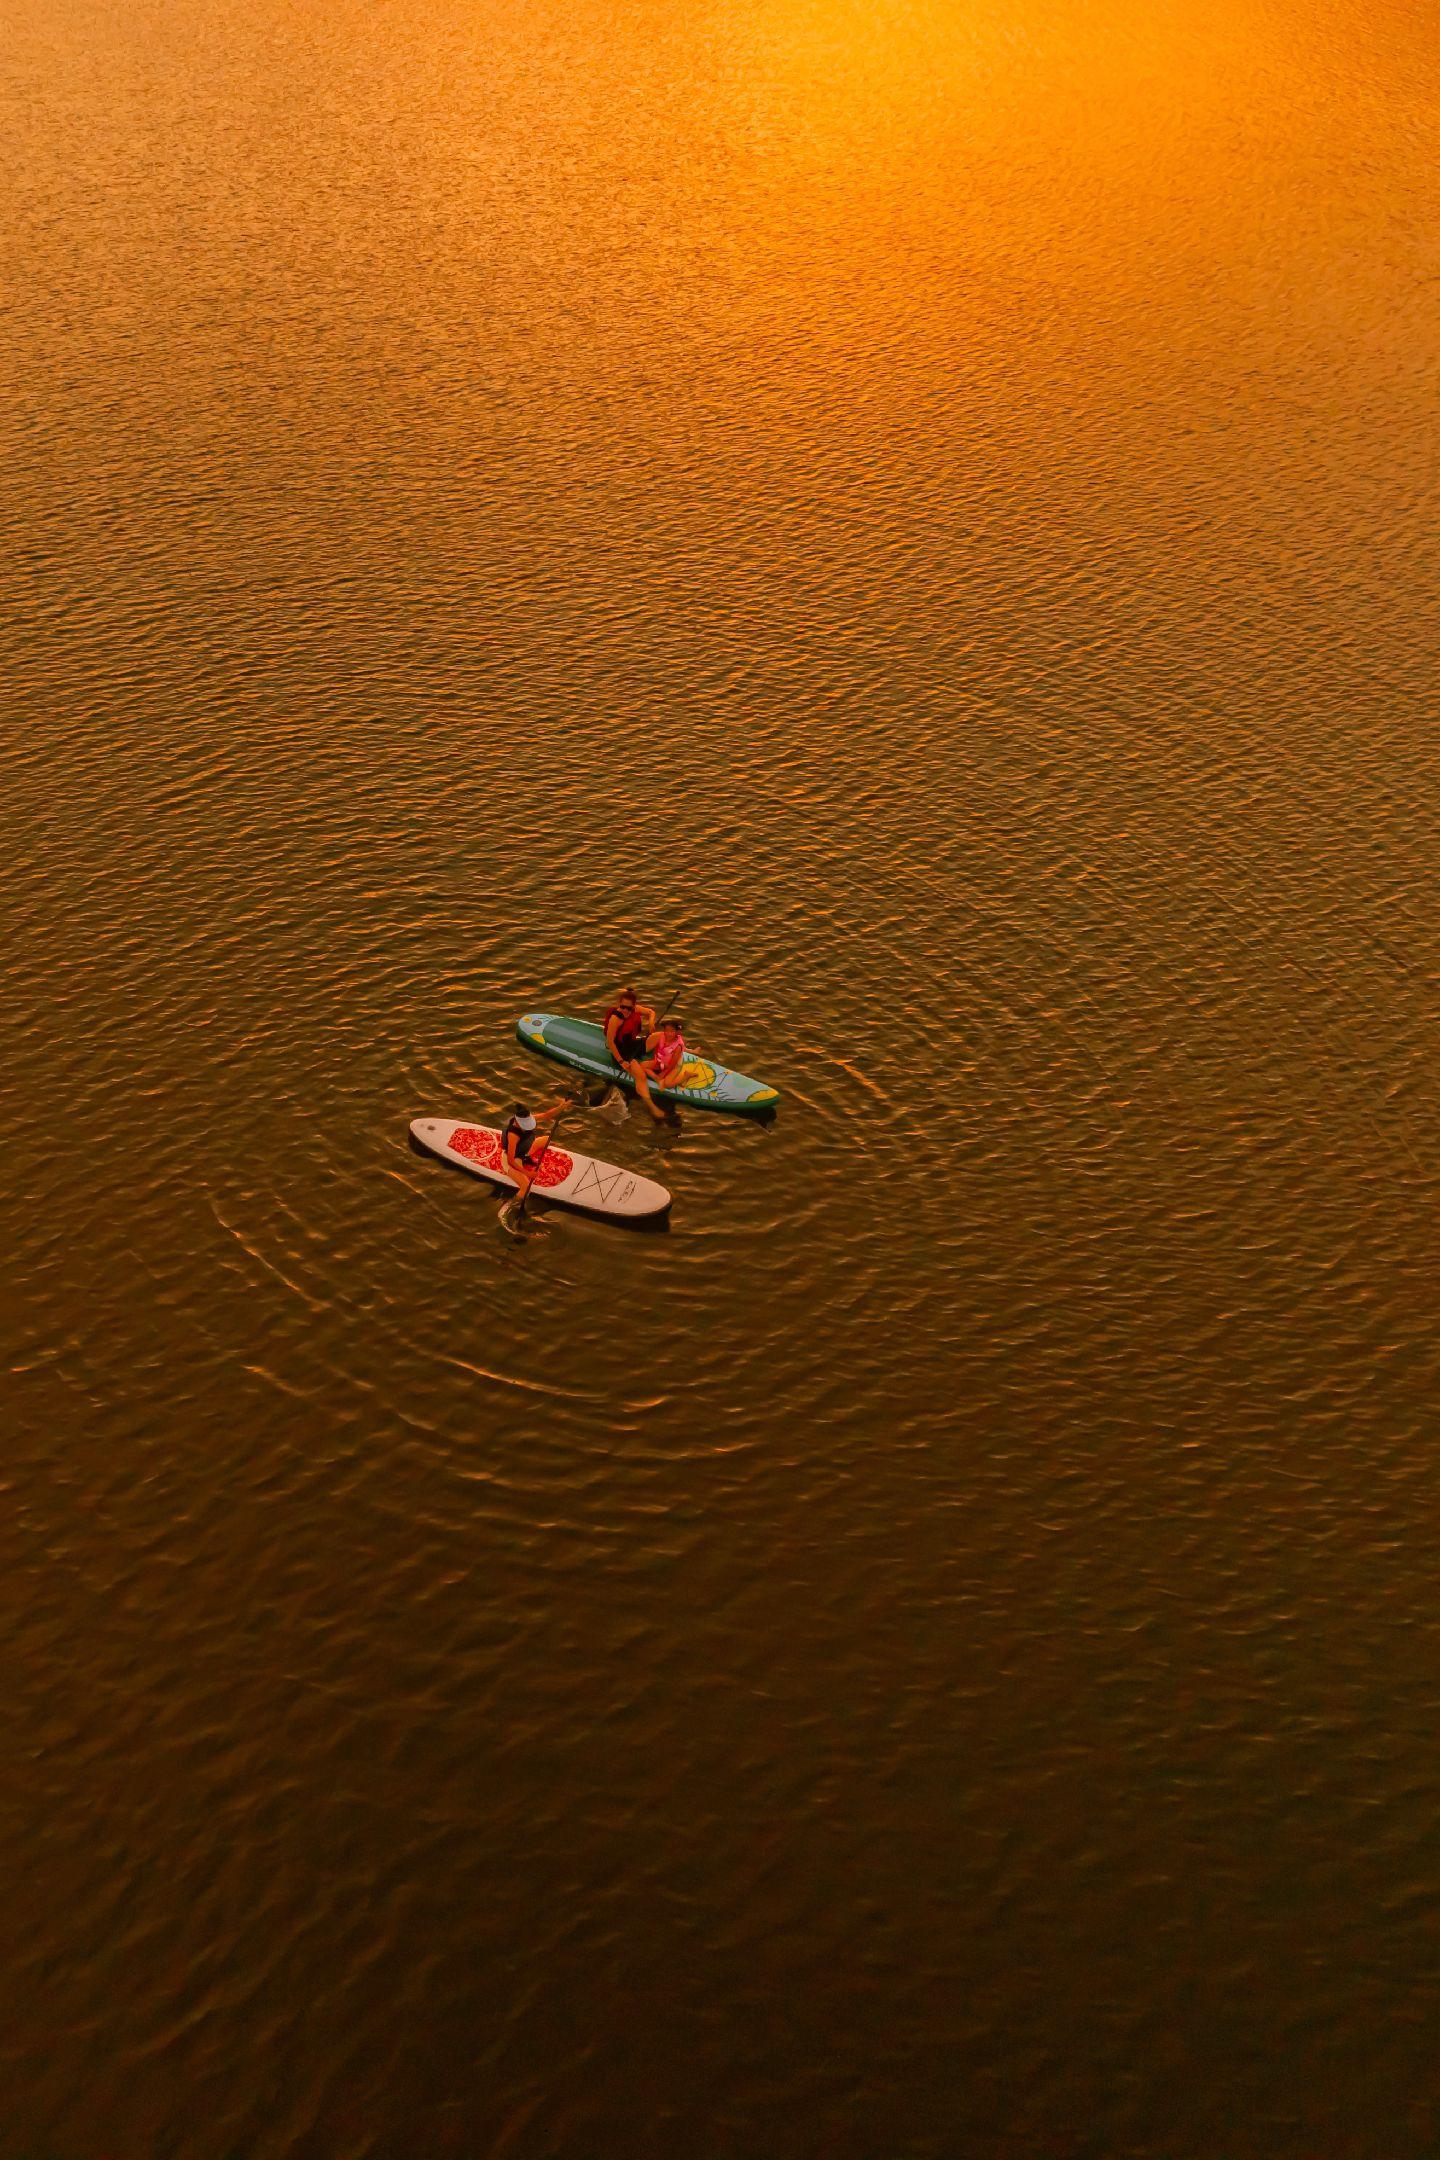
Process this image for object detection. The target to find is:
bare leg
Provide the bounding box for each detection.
[632,1061,667,1122]
[603,1033,628,1078]
[501,1157,534,1221]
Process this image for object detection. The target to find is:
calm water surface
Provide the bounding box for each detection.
[3,0,1440,2153]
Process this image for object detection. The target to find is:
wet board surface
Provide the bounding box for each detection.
[516,1013,779,1115]
[410,1119,672,1220]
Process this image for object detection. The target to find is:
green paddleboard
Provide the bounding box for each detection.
[516,1013,779,1116]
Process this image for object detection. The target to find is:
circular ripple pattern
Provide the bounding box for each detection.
[3,0,1440,2155]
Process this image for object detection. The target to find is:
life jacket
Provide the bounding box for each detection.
[606,1003,645,1059]
[651,1031,685,1081]
[503,1112,538,1166]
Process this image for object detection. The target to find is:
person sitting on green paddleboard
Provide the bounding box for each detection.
[603,986,654,1068]
[629,1016,687,1122]
[500,1097,568,1215]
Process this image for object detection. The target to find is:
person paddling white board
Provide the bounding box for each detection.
[499,1097,570,1224]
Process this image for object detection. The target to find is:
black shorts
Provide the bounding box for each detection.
[615,1034,647,1064]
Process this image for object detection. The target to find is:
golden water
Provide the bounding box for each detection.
[3,1,1438,2151]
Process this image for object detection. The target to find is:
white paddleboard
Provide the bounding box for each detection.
[410,1118,671,1222]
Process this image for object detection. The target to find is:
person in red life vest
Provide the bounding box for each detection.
[602,986,655,1068]
[630,1016,687,1122]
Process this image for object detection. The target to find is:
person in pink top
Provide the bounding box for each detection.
[628,1015,686,1122]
